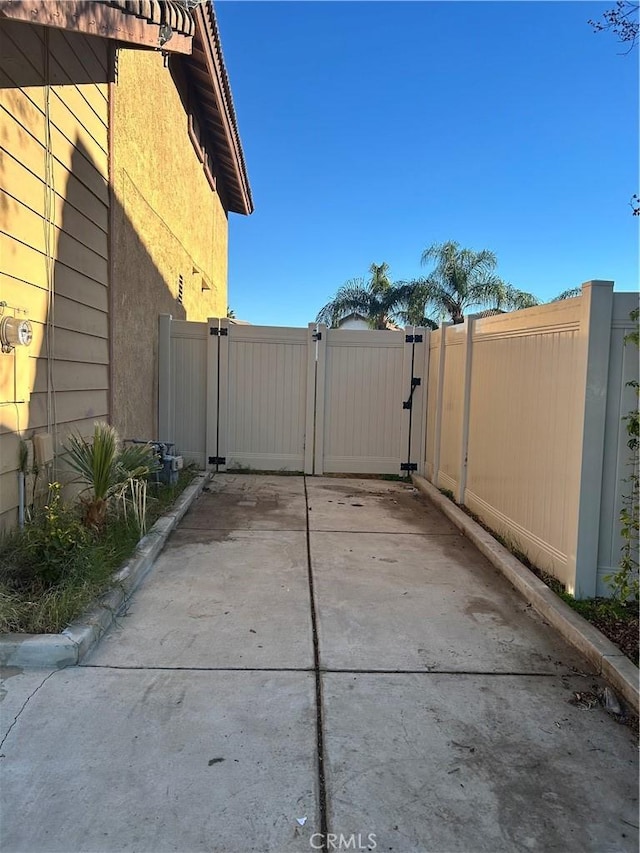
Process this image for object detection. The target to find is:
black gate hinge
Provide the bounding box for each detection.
[208,456,226,465]
[210,327,228,336]
[403,377,422,409]
[405,334,423,343]
[400,462,418,472]
[312,331,322,341]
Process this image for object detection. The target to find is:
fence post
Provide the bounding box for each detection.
[417,329,430,477]
[572,281,614,598]
[431,322,449,488]
[205,317,220,472]
[304,324,317,475]
[215,316,230,472]
[313,324,327,475]
[457,315,476,505]
[158,314,172,442]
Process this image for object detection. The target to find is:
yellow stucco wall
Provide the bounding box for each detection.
[111,48,228,441]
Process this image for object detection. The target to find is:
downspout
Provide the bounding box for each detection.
[18,472,25,529]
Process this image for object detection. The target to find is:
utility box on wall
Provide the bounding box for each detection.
[33,433,54,467]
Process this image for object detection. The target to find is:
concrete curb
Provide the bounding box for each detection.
[412,474,639,715]
[0,473,210,669]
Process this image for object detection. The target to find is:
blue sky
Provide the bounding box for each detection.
[216,1,639,327]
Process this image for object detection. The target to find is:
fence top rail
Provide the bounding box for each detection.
[216,324,309,344]
[472,298,583,338]
[170,320,208,339]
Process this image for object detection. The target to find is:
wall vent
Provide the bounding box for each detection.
[177,275,184,305]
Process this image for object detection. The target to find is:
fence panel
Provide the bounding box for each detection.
[438,324,466,496]
[318,329,407,475]
[420,282,637,598]
[223,324,310,472]
[158,317,208,467]
[424,328,441,481]
[464,299,584,589]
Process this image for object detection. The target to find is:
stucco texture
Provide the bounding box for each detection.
[111,47,228,441]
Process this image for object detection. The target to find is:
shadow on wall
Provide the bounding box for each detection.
[0,24,185,527]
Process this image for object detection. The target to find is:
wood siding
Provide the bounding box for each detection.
[0,20,110,530]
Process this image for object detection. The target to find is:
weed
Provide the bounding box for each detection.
[0,468,196,634]
[603,310,639,602]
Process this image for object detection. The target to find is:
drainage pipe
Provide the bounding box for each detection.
[18,470,25,529]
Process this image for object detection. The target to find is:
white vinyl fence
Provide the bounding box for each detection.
[158,281,636,599]
[425,281,639,598]
[158,318,428,478]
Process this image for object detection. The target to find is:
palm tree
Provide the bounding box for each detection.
[402,241,539,325]
[551,287,582,301]
[316,262,406,329]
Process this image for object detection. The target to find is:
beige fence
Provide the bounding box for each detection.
[424,281,638,598]
[158,318,428,477]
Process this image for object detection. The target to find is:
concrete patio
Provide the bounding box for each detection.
[1,474,637,852]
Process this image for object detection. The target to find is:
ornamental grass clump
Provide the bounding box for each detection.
[65,422,159,532]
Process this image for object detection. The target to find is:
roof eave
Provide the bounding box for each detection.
[0,0,194,54]
[190,2,253,216]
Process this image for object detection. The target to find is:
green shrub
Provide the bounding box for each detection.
[605,309,639,602]
[0,468,197,634]
[0,484,93,588]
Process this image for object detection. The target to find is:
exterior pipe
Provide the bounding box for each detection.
[18,470,25,529]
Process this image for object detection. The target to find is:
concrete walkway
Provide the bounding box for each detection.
[1,475,637,853]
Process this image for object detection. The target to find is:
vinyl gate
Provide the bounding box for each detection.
[158,316,429,476]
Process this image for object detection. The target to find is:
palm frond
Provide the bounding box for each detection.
[417,243,541,321]
[551,287,582,301]
[316,278,374,327]
[369,262,392,295]
[117,442,160,481]
[66,422,118,501]
[317,269,407,329]
[502,285,540,310]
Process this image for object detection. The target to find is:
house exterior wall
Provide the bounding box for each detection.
[338,316,369,330]
[111,47,228,442]
[0,20,111,531]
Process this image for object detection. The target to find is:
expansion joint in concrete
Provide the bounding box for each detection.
[79,664,315,673]
[318,669,570,677]
[304,474,329,853]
